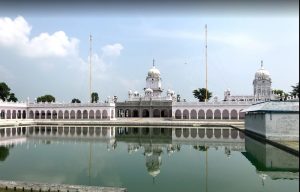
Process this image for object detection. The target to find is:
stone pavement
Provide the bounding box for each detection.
[0,118,245,128]
[0,180,126,192]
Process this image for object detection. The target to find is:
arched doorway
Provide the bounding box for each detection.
[239,110,245,119]
[133,109,139,117]
[231,109,238,120]
[214,109,221,119]
[142,109,150,117]
[206,109,213,119]
[198,110,205,119]
[222,109,229,119]
[153,109,160,117]
[175,110,181,119]
[183,109,189,119]
[191,109,197,119]
[161,109,168,118]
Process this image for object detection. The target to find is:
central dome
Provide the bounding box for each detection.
[148,66,160,77]
[255,66,270,80]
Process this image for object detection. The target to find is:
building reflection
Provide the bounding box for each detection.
[0,126,298,181]
[242,135,299,181]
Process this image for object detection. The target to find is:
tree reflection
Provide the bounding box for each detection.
[0,146,10,161]
[193,145,209,151]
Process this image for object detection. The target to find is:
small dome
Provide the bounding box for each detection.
[148,66,160,77]
[148,169,160,177]
[145,88,153,93]
[255,62,270,80]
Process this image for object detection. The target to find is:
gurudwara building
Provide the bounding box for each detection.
[115,61,277,120]
[0,61,284,121]
[116,63,176,118]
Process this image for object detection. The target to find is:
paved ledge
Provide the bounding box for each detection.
[231,126,299,156]
[0,118,244,128]
[0,180,126,192]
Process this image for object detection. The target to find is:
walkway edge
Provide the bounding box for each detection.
[230,125,299,156]
[0,180,127,192]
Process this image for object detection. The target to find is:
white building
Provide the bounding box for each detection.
[224,61,275,102]
[1,60,291,121]
[0,101,116,120]
[116,62,176,118]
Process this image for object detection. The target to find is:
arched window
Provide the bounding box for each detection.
[214,109,221,119]
[175,110,182,119]
[222,109,229,119]
[190,109,197,119]
[89,110,95,119]
[206,109,213,119]
[198,110,205,119]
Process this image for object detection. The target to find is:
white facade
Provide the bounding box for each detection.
[0,101,116,120]
[128,64,176,102]
[224,61,274,102]
[243,101,299,141]
[172,101,254,120]
[253,61,272,101]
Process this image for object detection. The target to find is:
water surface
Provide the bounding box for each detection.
[0,126,298,192]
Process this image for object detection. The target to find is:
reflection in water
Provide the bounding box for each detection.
[0,125,299,192]
[0,126,245,177]
[243,135,299,181]
[0,146,11,161]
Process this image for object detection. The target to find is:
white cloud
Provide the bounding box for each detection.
[101,43,124,57]
[0,16,79,58]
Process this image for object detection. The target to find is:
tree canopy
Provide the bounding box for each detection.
[290,83,299,97]
[0,82,18,102]
[71,98,81,103]
[193,88,212,102]
[37,95,55,103]
[273,89,288,101]
[91,92,99,103]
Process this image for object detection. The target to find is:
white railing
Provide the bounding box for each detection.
[0,100,115,108]
[127,96,173,102]
[0,100,27,107]
[173,100,257,106]
[28,102,115,108]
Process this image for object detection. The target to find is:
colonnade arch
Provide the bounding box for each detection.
[116,108,172,118]
[173,108,245,120]
[0,109,112,120]
[0,109,27,119]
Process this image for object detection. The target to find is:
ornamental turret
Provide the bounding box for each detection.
[253,61,272,101]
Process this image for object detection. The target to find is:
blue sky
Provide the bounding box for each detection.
[0,3,299,102]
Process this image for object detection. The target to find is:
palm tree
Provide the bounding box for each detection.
[193,88,212,102]
[91,92,99,103]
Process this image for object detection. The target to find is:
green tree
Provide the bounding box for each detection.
[0,82,10,101]
[71,98,81,103]
[193,88,212,102]
[273,89,288,101]
[91,92,99,103]
[37,94,55,103]
[8,93,18,102]
[290,83,299,97]
[0,82,18,102]
[193,145,208,151]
